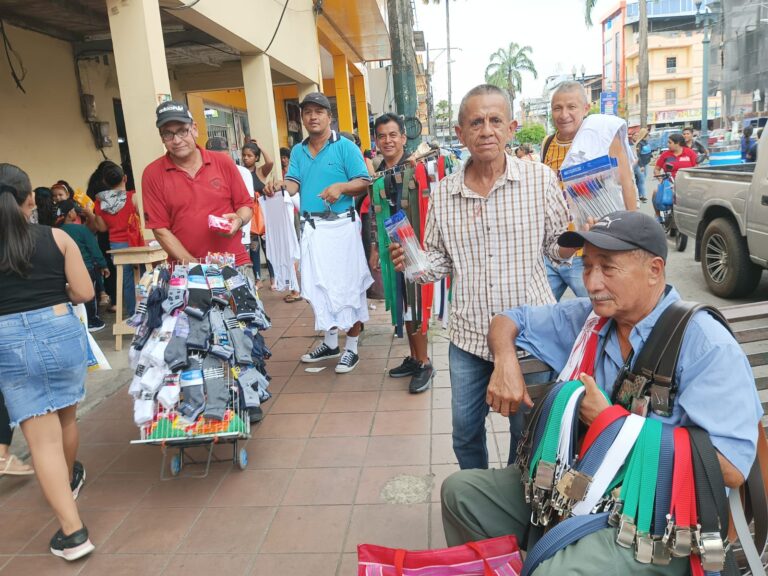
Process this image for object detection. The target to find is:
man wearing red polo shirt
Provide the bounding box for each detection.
[141,101,253,266]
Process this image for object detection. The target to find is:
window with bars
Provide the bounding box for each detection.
[665,88,677,105]
[666,57,677,73]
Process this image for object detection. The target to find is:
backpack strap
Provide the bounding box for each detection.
[624,300,731,417]
[541,134,556,164]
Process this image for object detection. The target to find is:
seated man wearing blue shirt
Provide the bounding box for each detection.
[265,92,372,373]
[441,210,762,575]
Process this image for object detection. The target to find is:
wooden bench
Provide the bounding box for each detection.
[519,300,768,571]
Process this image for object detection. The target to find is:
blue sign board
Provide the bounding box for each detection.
[600,91,618,115]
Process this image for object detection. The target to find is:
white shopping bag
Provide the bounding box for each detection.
[72,303,112,372]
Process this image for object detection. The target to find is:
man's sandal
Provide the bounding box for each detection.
[283,293,303,303]
[0,455,34,476]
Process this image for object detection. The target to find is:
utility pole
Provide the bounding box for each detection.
[387,0,420,152]
[639,0,649,128]
[446,0,453,139]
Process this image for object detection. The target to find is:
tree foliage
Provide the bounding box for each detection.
[484,42,537,113]
[516,124,546,146]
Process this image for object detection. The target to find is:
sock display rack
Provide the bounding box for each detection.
[126,256,272,479]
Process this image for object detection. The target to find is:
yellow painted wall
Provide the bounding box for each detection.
[0,24,122,190]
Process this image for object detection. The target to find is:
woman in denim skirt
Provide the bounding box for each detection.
[0,164,96,561]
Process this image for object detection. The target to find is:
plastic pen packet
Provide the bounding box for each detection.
[384,210,429,282]
[560,155,625,228]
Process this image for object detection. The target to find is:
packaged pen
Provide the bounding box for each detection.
[559,155,626,228]
[384,210,429,282]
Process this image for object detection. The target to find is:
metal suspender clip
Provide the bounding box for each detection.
[608,499,624,527]
[649,381,673,417]
[635,533,654,564]
[616,515,637,548]
[534,461,556,490]
[697,531,726,572]
[670,527,692,557]
[652,538,672,565]
[553,469,592,514]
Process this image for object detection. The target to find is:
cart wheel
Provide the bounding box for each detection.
[170,453,183,477]
[237,448,248,471]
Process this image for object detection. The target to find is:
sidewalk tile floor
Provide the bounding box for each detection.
[0,289,508,575]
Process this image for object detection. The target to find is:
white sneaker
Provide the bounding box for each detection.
[335,350,360,374]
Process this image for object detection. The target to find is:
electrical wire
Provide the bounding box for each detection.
[0,19,26,93]
[261,0,290,55]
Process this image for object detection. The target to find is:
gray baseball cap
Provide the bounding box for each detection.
[299,92,332,111]
[558,210,668,261]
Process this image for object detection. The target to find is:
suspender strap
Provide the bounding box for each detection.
[729,488,768,576]
[530,380,583,482]
[520,512,611,576]
[580,405,630,457]
[653,424,676,538]
[572,414,645,516]
[667,428,695,558]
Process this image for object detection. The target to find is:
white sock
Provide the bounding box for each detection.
[324,329,338,349]
[345,335,359,355]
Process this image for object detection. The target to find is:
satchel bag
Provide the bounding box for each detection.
[358,535,522,576]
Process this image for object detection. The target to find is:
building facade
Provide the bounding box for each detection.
[0,0,391,215]
[601,0,721,129]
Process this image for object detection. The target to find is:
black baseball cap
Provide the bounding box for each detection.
[54,199,77,225]
[558,210,668,261]
[155,100,193,128]
[299,92,331,111]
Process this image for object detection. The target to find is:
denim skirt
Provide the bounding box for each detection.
[0,304,87,427]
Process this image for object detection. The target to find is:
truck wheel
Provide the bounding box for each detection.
[701,218,762,298]
[675,233,687,252]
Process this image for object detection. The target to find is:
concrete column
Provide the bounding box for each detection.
[242,53,280,183]
[106,0,171,226]
[298,82,320,101]
[353,75,371,151]
[332,54,353,132]
[186,93,208,147]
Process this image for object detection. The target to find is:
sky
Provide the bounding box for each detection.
[413,0,615,112]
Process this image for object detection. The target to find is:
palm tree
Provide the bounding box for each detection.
[484,43,537,113]
[585,0,649,129]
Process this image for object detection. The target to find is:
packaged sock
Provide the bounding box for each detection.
[157,374,181,410]
[205,265,229,307]
[184,265,212,320]
[164,312,190,372]
[163,265,188,314]
[133,396,154,427]
[140,365,166,396]
[222,308,253,365]
[202,356,229,421]
[178,359,206,425]
[234,365,269,408]
[148,316,177,366]
[221,266,257,321]
[129,357,149,397]
[208,308,234,360]
[186,313,211,353]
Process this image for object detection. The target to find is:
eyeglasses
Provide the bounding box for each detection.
[160,126,191,142]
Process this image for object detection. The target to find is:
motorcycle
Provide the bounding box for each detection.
[653,163,687,252]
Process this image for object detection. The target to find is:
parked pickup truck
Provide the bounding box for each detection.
[674,129,767,298]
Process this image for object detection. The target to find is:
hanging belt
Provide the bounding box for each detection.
[580,405,630,457]
[688,426,735,575]
[553,414,627,516]
[665,427,695,559]
[520,512,611,576]
[571,414,645,516]
[651,424,675,565]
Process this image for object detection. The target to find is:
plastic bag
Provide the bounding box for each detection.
[560,155,626,228]
[384,210,429,282]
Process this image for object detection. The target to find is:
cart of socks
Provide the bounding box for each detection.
[126,254,272,439]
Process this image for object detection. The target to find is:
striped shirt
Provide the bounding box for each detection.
[421,156,571,360]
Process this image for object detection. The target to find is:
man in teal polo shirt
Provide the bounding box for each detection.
[266,92,371,373]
